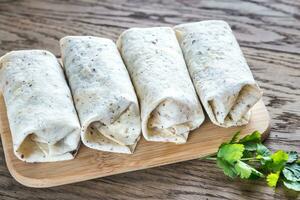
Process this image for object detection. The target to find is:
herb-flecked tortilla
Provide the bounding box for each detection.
[174,20,263,127]
[117,27,205,143]
[60,36,141,154]
[0,50,81,162]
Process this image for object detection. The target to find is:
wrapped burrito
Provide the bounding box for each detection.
[117,27,205,144]
[60,36,141,154]
[174,20,263,127]
[0,50,81,162]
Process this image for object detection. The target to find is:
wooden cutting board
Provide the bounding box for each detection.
[0,95,270,188]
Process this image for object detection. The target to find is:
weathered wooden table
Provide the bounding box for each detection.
[0,0,299,199]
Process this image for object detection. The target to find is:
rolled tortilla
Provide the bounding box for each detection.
[60,36,141,154]
[174,20,263,127]
[117,27,205,144]
[0,50,81,162]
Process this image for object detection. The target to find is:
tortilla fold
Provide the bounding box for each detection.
[117,27,205,143]
[0,50,81,162]
[174,20,263,127]
[60,36,141,154]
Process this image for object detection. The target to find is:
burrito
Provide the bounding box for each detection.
[60,36,141,154]
[117,27,205,144]
[0,50,81,162]
[174,20,263,127]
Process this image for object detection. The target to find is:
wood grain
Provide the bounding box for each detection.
[0,0,299,199]
[0,96,270,188]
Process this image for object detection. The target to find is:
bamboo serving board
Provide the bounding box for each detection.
[0,95,270,188]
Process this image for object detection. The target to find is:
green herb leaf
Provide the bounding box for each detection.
[257,155,272,166]
[239,131,261,144]
[287,151,298,164]
[283,180,300,191]
[239,131,262,151]
[234,160,264,179]
[217,144,244,164]
[267,172,280,187]
[272,150,289,164]
[282,163,300,182]
[250,167,265,178]
[217,158,237,178]
[256,144,272,165]
[267,150,289,172]
[256,143,271,157]
[234,161,252,179]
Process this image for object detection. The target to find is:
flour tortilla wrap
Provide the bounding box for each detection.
[174,20,263,127]
[0,50,81,162]
[117,27,204,144]
[60,36,141,154]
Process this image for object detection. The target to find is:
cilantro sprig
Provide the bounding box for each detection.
[206,131,300,192]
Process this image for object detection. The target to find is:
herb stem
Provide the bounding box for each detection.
[240,158,260,162]
[205,157,260,162]
[206,157,217,161]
